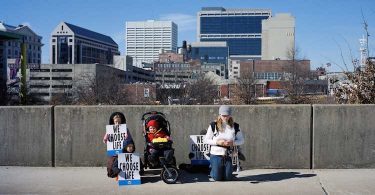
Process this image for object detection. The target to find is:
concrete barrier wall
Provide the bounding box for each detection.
[313,105,375,168]
[239,105,311,168]
[53,105,311,168]
[54,106,221,167]
[0,106,53,166]
[1,105,374,168]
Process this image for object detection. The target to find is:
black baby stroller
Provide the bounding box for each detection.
[141,111,179,184]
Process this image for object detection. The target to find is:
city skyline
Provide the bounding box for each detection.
[2,0,375,72]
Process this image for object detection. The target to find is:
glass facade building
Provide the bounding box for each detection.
[198,7,271,59]
[190,46,228,64]
[189,42,229,78]
[51,22,119,65]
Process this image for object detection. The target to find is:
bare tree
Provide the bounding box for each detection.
[282,47,311,104]
[185,75,218,105]
[334,13,375,104]
[73,71,129,105]
[49,91,72,105]
[231,72,257,104]
[156,85,185,105]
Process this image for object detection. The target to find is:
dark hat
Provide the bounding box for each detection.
[109,112,126,125]
[123,139,134,148]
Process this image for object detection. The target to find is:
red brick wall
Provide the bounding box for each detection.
[240,60,310,77]
[159,53,184,63]
[121,84,157,104]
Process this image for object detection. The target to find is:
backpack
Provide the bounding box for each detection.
[107,156,121,178]
[210,121,240,137]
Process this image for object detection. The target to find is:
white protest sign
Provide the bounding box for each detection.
[118,153,141,185]
[189,135,210,165]
[106,124,128,156]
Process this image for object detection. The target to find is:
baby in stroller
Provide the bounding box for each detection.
[141,111,179,184]
[145,119,174,168]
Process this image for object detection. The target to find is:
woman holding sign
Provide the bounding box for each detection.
[204,105,244,181]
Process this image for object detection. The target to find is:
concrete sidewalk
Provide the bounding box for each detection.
[0,167,374,195]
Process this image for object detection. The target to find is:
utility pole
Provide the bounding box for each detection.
[20,41,27,104]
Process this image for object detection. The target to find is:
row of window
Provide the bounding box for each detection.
[29,85,72,88]
[254,72,283,80]
[30,69,72,72]
[200,12,270,16]
[200,16,269,34]
[30,77,73,80]
[29,92,73,97]
[201,38,261,56]
[160,74,190,79]
[200,34,261,38]
[23,36,41,43]
[52,36,118,50]
[156,63,190,68]
[6,47,41,55]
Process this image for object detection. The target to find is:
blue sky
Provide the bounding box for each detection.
[2,0,375,72]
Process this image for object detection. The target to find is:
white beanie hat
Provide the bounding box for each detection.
[219,105,232,115]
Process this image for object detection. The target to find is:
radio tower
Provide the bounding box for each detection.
[359,35,368,70]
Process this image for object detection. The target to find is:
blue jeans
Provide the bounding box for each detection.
[210,154,233,181]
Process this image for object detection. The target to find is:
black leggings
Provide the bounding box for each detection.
[148,149,174,165]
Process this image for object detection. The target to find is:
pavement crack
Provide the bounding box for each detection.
[314,170,329,195]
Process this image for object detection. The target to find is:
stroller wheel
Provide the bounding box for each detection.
[161,166,179,184]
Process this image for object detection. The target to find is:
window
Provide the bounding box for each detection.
[30,85,50,88]
[30,93,49,96]
[30,77,50,80]
[52,77,72,80]
[30,69,50,72]
[52,69,72,72]
[144,88,150,97]
[52,85,72,88]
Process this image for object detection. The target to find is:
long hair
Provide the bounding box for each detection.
[216,115,234,132]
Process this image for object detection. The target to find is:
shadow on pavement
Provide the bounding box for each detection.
[179,170,211,183]
[141,169,211,184]
[141,169,163,184]
[236,172,317,184]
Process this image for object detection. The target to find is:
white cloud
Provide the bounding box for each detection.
[159,13,196,32]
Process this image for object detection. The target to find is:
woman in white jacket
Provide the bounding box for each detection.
[204,105,244,181]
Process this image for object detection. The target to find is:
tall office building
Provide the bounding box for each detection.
[50,22,119,65]
[261,13,295,60]
[126,20,178,67]
[197,7,271,60]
